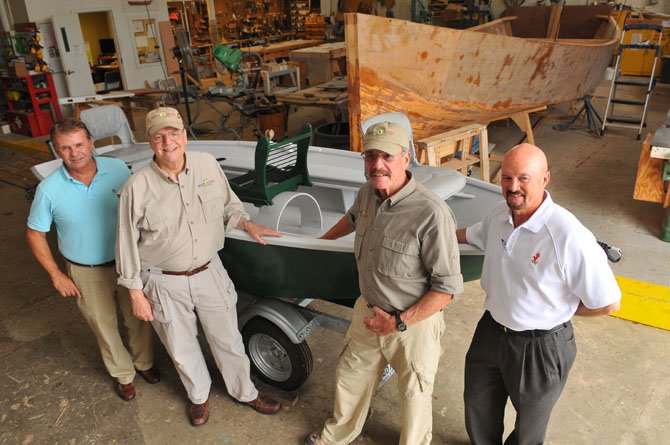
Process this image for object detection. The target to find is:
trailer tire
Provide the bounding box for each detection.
[242,317,313,391]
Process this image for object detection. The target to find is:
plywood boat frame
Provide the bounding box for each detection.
[345,5,619,151]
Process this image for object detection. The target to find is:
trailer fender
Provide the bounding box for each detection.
[237,298,318,344]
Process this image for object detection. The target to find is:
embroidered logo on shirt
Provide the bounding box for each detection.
[531,251,541,265]
[198,178,216,187]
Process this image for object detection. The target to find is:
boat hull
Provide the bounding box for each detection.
[345,7,618,151]
[32,142,500,304]
[220,236,485,306]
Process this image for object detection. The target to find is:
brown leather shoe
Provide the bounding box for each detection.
[243,393,281,415]
[188,400,210,427]
[115,382,136,401]
[136,367,161,384]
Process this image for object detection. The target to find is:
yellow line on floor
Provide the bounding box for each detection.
[611,276,670,331]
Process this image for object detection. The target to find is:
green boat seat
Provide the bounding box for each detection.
[230,124,313,206]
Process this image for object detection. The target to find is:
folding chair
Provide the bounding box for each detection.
[80,105,136,145]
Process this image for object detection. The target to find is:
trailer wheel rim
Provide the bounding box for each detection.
[247,333,291,382]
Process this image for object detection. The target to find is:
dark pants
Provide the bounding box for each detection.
[464,311,577,445]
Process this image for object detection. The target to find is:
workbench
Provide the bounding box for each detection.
[60,89,166,130]
[289,41,346,87]
[275,77,348,123]
[243,39,322,63]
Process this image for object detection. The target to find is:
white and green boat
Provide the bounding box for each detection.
[31,120,503,390]
[33,126,501,307]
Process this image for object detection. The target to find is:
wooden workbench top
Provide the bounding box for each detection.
[289,41,346,56]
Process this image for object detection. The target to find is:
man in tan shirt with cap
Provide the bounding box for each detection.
[305,122,464,445]
[116,107,281,426]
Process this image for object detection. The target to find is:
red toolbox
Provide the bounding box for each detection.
[7,109,54,137]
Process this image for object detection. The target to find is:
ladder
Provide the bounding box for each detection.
[601,23,664,140]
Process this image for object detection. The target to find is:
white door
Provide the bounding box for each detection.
[52,13,95,97]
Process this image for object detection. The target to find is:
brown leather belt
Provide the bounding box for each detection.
[161,261,211,277]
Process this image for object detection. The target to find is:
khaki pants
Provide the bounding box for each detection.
[67,262,154,385]
[318,296,445,445]
[141,256,258,405]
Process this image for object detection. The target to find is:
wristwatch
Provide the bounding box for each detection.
[394,311,407,332]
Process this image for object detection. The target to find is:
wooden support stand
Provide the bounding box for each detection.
[416,124,491,182]
[633,132,670,242]
[483,105,547,182]
[634,132,670,207]
[484,105,546,146]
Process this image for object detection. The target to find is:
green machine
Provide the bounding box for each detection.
[209,44,262,96]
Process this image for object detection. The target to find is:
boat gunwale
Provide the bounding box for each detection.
[469,15,619,47]
[224,227,485,255]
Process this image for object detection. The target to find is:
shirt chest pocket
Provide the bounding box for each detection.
[140,206,177,246]
[198,188,225,223]
[354,223,367,260]
[378,236,422,279]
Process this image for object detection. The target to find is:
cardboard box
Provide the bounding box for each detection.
[9,61,27,77]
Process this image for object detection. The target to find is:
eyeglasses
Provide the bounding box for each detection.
[361,151,398,162]
[149,130,183,143]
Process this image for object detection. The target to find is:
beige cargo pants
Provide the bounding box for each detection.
[141,256,258,405]
[68,262,154,385]
[318,296,446,445]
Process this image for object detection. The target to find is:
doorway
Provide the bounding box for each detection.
[78,11,124,93]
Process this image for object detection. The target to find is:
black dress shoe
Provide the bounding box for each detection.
[189,400,210,427]
[115,382,136,401]
[136,367,161,384]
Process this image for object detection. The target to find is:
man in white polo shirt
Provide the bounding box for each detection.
[456,143,621,445]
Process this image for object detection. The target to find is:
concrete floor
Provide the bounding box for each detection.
[0,79,669,444]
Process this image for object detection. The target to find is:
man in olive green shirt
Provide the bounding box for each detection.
[116,107,281,426]
[306,122,464,445]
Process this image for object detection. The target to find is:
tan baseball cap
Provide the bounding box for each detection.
[146,107,184,135]
[362,121,409,155]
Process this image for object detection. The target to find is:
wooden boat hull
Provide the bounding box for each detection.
[345,6,619,151]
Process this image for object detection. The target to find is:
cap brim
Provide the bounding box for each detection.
[362,141,405,155]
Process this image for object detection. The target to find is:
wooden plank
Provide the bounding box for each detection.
[346,14,362,152]
[633,132,666,204]
[158,21,180,85]
[546,5,563,40]
[246,39,322,63]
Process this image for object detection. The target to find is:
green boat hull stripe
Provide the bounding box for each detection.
[220,239,483,304]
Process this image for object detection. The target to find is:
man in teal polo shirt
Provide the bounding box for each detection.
[26,118,158,401]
